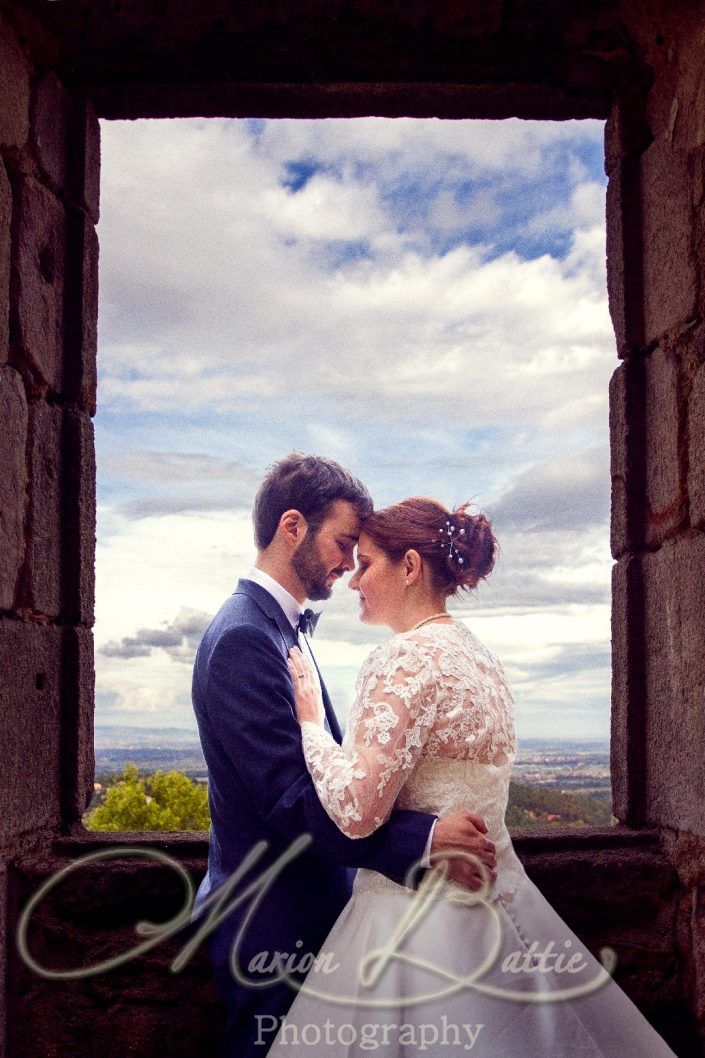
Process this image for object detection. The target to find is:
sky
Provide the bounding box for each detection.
[94,116,614,742]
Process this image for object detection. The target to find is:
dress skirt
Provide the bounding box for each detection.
[264,868,677,1057]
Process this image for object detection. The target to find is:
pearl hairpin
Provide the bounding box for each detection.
[438,519,465,565]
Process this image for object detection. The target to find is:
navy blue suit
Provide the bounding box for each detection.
[191,578,435,1056]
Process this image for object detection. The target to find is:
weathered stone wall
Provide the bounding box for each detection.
[7,831,693,1058]
[0,9,99,1058]
[2,0,705,1055]
[9,836,223,1058]
[607,4,705,1040]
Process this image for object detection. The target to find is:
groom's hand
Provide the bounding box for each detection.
[430,811,497,891]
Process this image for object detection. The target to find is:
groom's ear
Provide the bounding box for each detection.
[279,509,307,546]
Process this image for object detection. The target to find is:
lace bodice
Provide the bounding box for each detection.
[301,620,527,898]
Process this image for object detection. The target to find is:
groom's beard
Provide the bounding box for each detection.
[291,532,335,601]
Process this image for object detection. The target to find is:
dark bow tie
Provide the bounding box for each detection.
[297,609,321,637]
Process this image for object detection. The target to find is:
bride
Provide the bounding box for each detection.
[267,497,677,1057]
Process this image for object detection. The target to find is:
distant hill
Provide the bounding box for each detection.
[94,748,207,777]
[95,725,202,748]
[506,781,613,827]
[516,738,609,753]
[95,727,610,752]
[94,727,206,776]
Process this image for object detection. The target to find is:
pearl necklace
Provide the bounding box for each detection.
[408,612,451,632]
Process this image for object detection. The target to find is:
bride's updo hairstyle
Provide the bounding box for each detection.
[361,498,497,596]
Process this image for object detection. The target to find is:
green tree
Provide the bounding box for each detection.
[85,764,210,831]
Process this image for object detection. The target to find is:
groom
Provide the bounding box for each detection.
[191,452,496,1057]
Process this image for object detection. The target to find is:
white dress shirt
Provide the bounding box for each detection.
[243,565,434,866]
[244,566,324,714]
[245,566,306,632]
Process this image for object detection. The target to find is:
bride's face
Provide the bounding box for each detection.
[349,531,405,627]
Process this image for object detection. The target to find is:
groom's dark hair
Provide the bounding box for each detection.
[253,452,373,550]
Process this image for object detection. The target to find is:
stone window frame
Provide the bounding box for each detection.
[4,0,687,857]
[10,7,705,1052]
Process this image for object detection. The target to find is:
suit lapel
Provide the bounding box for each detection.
[235,578,297,649]
[235,578,343,744]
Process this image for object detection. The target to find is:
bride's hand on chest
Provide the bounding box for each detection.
[287,646,325,726]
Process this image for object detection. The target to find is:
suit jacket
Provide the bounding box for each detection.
[191,577,436,975]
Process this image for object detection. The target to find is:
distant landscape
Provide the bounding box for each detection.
[93,727,613,827]
[95,726,209,776]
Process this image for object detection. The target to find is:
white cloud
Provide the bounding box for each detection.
[254,117,602,179]
[490,446,609,531]
[96,663,191,723]
[95,508,257,642]
[426,186,502,233]
[261,172,386,244]
[98,118,612,435]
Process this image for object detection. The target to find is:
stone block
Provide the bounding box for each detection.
[662,829,705,889]
[609,363,629,557]
[13,176,66,394]
[0,156,10,361]
[688,361,705,528]
[689,888,705,1022]
[609,359,647,557]
[81,221,99,410]
[29,75,100,221]
[604,88,652,177]
[0,865,6,1056]
[60,625,95,821]
[0,14,30,150]
[64,212,98,414]
[0,618,61,838]
[26,401,62,618]
[669,20,705,152]
[693,144,705,216]
[645,62,678,146]
[0,367,28,612]
[610,556,645,825]
[673,83,705,154]
[610,558,629,822]
[61,410,96,625]
[81,101,101,225]
[606,159,643,355]
[644,345,686,545]
[640,137,698,345]
[642,535,705,835]
[17,402,95,625]
[30,71,69,192]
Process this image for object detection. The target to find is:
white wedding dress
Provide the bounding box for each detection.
[267,620,677,1057]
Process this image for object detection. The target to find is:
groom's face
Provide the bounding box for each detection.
[291,500,361,601]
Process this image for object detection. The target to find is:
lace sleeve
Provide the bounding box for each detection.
[300,638,438,838]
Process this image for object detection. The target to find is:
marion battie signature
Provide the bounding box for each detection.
[17,837,616,1007]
